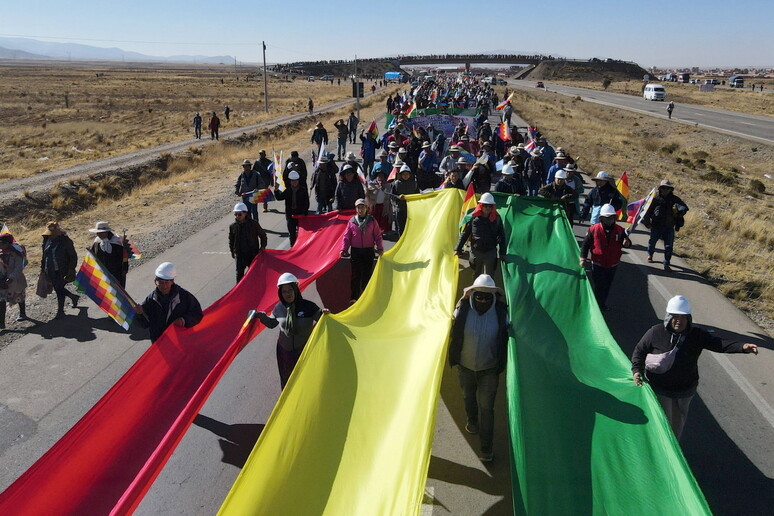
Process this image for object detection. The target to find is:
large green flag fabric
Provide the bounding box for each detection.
[497,194,710,515]
[218,189,463,515]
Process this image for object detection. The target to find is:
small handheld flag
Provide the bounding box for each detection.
[496,92,514,110]
[615,172,630,221]
[246,188,275,204]
[74,251,137,330]
[459,183,478,229]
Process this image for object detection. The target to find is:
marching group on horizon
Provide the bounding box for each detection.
[0,74,759,465]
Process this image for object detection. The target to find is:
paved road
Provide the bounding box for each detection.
[507,80,774,146]
[1,115,773,515]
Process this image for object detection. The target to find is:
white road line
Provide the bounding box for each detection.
[626,251,774,429]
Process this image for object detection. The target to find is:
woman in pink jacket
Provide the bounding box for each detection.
[341,199,384,302]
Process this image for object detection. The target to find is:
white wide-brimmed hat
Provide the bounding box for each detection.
[88,221,113,233]
[462,274,503,296]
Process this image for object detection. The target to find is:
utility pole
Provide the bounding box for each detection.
[354,54,360,122]
[262,41,269,113]
[234,56,237,75]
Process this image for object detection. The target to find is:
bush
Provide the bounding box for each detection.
[700,170,737,185]
[661,143,679,154]
[749,179,766,193]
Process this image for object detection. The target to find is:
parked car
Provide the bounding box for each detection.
[320,75,333,81]
[307,76,316,82]
[536,81,545,88]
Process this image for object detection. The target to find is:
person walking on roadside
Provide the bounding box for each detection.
[0,233,28,329]
[307,97,314,116]
[335,165,365,212]
[631,295,758,440]
[392,165,419,236]
[580,171,624,224]
[234,159,264,221]
[347,111,359,144]
[311,156,338,214]
[283,151,309,188]
[208,112,220,140]
[134,262,203,343]
[455,193,507,276]
[360,129,378,178]
[229,202,268,282]
[252,150,275,213]
[365,170,392,233]
[525,148,546,196]
[340,199,383,302]
[666,101,675,119]
[494,163,527,195]
[311,122,328,155]
[224,105,231,122]
[256,273,328,388]
[333,119,349,161]
[642,179,689,272]
[88,221,128,288]
[193,112,202,139]
[40,221,79,319]
[274,170,310,247]
[449,274,510,463]
[579,204,631,311]
[539,169,580,225]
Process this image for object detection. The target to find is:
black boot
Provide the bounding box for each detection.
[0,301,6,329]
[55,295,66,319]
[16,302,27,322]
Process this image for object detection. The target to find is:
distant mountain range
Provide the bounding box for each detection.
[0,37,233,64]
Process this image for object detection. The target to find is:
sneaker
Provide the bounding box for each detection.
[465,421,479,435]
[16,315,28,322]
[479,451,494,462]
[646,256,654,263]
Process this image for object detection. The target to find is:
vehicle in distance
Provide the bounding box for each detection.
[307,76,315,82]
[729,76,745,88]
[536,81,544,88]
[643,83,667,101]
[495,78,508,85]
[320,75,333,81]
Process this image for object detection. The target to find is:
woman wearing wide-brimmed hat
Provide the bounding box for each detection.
[88,221,128,287]
[0,233,28,328]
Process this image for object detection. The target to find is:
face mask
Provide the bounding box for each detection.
[601,217,615,228]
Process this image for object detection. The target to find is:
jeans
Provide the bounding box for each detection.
[363,157,374,177]
[647,226,675,264]
[337,137,347,159]
[241,195,259,220]
[194,126,202,139]
[47,267,77,314]
[235,253,257,282]
[349,247,375,300]
[457,365,500,453]
[470,248,498,277]
[287,216,299,247]
[349,128,357,144]
[277,343,303,389]
[317,198,333,214]
[656,394,694,440]
[211,128,219,140]
[591,264,617,309]
[527,176,542,196]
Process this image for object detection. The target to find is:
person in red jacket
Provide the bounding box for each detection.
[579,204,631,311]
[340,199,383,302]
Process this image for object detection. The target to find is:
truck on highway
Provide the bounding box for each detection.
[678,73,690,83]
[384,71,407,83]
[729,76,745,88]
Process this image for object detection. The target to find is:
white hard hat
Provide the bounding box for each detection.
[555,169,567,179]
[155,262,176,280]
[277,272,298,287]
[288,170,300,180]
[502,164,515,176]
[234,202,248,212]
[600,204,617,217]
[400,164,411,173]
[479,192,496,205]
[666,295,691,315]
[594,171,611,181]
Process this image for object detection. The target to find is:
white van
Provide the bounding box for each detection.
[643,84,666,101]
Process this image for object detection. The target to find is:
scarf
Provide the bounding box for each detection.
[471,204,497,222]
[93,233,122,253]
[353,214,372,235]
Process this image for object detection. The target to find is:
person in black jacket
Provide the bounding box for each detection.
[41,221,79,319]
[88,221,128,287]
[134,262,203,342]
[334,165,365,211]
[642,179,689,272]
[311,156,338,213]
[539,169,580,225]
[391,164,419,236]
[274,170,310,247]
[455,193,506,276]
[234,159,265,221]
[229,202,268,282]
[495,163,527,195]
[252,150,275,213]
[448,274,510,462]
[631,295,757,440]
[580,171,623,224]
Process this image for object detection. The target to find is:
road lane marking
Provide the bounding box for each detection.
[626,251,774,429]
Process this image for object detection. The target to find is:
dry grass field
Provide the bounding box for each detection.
[509,87,774,330]
[0,62,356,180]
[553,79,774,117]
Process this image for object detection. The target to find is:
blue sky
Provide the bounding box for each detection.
[2,0,772,67]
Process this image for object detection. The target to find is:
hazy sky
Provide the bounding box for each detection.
[2,0,772,67]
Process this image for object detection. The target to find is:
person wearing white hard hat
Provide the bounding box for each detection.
[631,295,758,440]
[579,204,631,310]
[341,199,384,302]
[494,163,527,196]
[274,170,310,247]
[442,168,465,190]
[135,262,203,343]
[392,164,419,236]
[88,221,128,288]
[642,179,689,272]
[525,148,546,196]
[545,150,569,185]
[229,202,268,282]
[538,168,580,225]
[448,274,510,462]
[455,193,506,276]
[255,273,329,388]
[580,171,623,224]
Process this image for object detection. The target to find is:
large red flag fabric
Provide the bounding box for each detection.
[0,212,349,516]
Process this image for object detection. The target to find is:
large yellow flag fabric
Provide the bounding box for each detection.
[218,188,463,516]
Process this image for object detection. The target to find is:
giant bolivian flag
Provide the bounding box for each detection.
[219,189,463,515]
[497,194,710,515]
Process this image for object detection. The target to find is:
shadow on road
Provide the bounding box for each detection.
[193,414,264,469]
[20,306,147,342]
